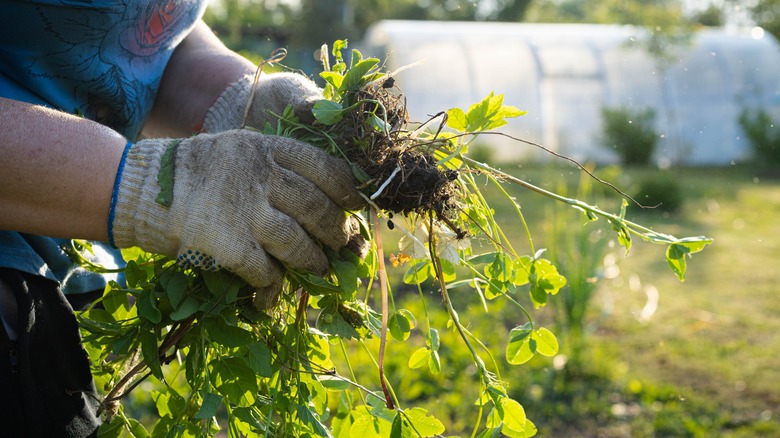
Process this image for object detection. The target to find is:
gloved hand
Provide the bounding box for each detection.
[203,72,322,133]
[110,129,365,308]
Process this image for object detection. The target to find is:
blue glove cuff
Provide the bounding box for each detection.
[107,141,133,247]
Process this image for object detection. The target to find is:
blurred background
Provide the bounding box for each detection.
[200,1,780,436]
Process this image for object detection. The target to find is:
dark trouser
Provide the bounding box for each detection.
[0,268,100,438]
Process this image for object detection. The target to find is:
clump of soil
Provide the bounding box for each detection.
[323,78,459,220]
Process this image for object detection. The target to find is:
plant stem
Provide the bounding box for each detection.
[427,222,490,385]
[462,156,707,245]
[372,207,395,410]
[340,340,367,406]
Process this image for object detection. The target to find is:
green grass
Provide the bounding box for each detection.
[361,163,780,436]
[512,164,780,436]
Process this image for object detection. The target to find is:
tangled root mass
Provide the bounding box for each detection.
[327,79,459,219]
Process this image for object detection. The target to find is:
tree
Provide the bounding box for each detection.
[748,0,780,41]
[205,0,534,67]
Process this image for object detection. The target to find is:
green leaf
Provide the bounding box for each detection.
[666,239,713,281]
[246,342,274,378]
[112,326,139,355]
[320,71,344,90]
[610,219,632,253]
[533,327,559,357]
[369,114,389,132]
[319,374,352,391]
[446,107,468,132]
[124,260,146,289]
[201,270,243,303]
[465,92,527,132]
[476,427,503,438]
[499,397,527,432]
[332,39,348,62]
[97,415,125,438]
[170,296,200,321]
[389,310,414,342]
[232,407,266,434]
[428,350,442,374]
[403,260,432,285]
[427,328,440,352]
[350,411,392,438]
[506,324,534,365]
[153,389,186,419]
[296,271,344,296]
[512,256,532,286]
[350,162,372,184]
[408,347,429,369]
[339,58,379,92]
[484,278,509,300]
[529,282,548,308]
[666,243,688,280]
[185,341,204,385]
[140,327,163,380]
[138,288,161,324]
[77,314,123,336]
[404,408,446,436]
[529,258,566,307]
[676,237,714,253]
[439,258,458,282]
[332,259,359,297]
[155,139,181,207]
[127,418,150,438]
[159,270,188,309]
[350,48,364,67]
[485,253,511,283]
[102,289,131,318]
[203,317,255,347]
[316,305,360,340]
[313,100,345,125]
[619,198,628,219]
[194,392,223,420]
[210,357,258,407]
[297,404,331,437]
[391,414,404,438]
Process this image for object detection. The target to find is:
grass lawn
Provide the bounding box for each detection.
[335,161,780,437]
[502,164,780,437]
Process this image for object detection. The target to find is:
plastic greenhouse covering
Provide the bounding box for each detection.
[361,21,780,165]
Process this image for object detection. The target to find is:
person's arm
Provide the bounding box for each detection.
[144,20,323,137]
[0,97,126,241]
[142,20,255,137]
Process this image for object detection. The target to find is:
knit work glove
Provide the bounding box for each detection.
[202,72,322,133]
[110,130,365,309]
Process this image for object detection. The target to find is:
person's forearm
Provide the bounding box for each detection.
[0,97,127,241]
[143,20,255,137]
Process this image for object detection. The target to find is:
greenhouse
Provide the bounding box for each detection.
[361,21,780,165]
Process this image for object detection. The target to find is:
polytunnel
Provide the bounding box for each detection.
[360,21,780,165]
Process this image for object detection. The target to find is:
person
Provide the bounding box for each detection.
[0,1,364,436]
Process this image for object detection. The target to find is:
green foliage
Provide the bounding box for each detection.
[545,168,613,359]
[74,41,712,437]
[510,345,736,437]
[738,107,780,165]
[631,174,684,213]
[600,105,659,166]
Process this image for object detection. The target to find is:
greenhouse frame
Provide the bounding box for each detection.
[362,21,780,165]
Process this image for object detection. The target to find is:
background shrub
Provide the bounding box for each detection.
[630,174,684,213]
[601,106,659,166]
[738,107,780,165]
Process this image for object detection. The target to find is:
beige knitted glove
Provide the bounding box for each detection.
[202,72,322,133]
[110,130,365,308]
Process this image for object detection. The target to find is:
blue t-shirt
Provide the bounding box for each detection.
[0,0,207,293]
